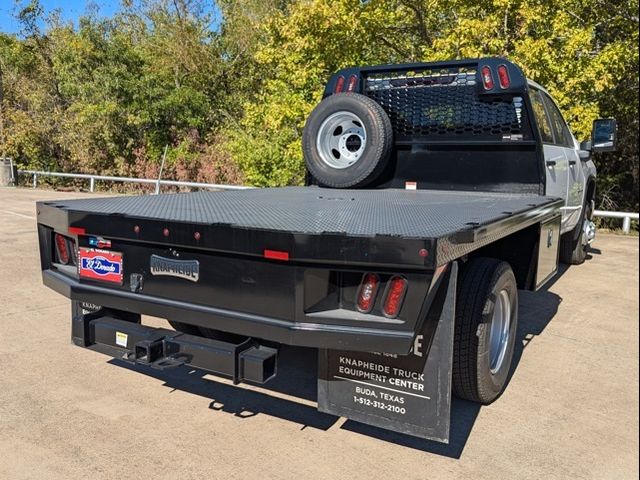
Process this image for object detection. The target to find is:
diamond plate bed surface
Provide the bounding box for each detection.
[45,187,556,239]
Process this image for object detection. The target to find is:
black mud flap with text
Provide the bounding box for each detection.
[318,262,457,443]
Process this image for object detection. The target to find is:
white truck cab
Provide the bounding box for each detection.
[527,80,614,264]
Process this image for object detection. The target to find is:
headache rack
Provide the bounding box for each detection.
[325,58,534,144]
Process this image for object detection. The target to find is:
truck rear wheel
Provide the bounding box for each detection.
[453,258,518,404]
[302,93,393,188]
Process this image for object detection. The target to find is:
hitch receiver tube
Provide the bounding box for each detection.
[88,316,277,384]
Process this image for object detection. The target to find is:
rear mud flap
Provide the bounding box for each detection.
[318,262,457,443]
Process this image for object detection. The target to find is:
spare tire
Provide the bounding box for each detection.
[303,93,393,188]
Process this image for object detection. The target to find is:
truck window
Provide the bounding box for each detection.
[542,94,574,148]
[529,89,554,144]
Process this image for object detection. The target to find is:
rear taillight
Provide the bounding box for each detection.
[383,276,408,318]
[346,74,359,92]
[497,65,510,89]
[55,233,71,265]
[356,273,380,313]
[334,75,346,93]
[481,66,494,90]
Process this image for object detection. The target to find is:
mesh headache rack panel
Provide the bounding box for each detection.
[364,67,526,141]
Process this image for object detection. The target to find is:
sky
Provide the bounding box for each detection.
[0,0,121,34]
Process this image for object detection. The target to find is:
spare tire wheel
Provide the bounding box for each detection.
[303,93,393,188]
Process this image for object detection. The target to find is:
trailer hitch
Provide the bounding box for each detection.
[72,307,278,384]
[127,337,190,371]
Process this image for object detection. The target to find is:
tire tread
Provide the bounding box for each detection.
[453,258,514,403]
[302,93,393,188]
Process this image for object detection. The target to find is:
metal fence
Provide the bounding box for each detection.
[593,210,639,234]
[18,169,253,193]
[16,169,639,234]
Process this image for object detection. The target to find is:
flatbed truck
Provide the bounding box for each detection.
[36,58,616,442]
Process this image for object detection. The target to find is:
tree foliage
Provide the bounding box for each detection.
[0,0,244,184]
[0,0,637,211]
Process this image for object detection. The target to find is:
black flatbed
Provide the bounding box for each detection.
[34,57,577,444]
[39,187,562,269]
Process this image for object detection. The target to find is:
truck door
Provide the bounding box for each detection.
[541,93,584,232]
[529,89,571,229]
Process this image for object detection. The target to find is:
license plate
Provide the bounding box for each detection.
[78,247,123,284]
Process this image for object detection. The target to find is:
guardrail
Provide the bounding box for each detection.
[15,169,639,234]
[594,210,639,234]
[18,169,253,193]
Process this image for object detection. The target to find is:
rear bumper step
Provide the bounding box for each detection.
[89,316,277,384]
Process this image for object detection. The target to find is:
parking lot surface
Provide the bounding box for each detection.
[0,187,638,479]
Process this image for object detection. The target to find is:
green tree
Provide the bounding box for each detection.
[1,0,246,183]
[0,0,637,213]
[226,0,638,212]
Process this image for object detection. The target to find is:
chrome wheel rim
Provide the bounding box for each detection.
[489,289,511,374]
[583,219,596,246]
[316,111,367,169]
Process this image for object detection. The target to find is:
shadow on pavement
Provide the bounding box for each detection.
[110,345,339,432]
[106,266,567,458]
[505,283,562,397]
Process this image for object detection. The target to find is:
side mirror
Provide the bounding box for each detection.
[578,141,591,161]
[591,118,617,153]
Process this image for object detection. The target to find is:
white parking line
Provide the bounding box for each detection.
[1,210,36,220]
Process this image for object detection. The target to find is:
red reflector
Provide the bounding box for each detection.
[497,65,510,89]
[55,233,70,265]
[481,66,494,90]
[68,226,85,235]
[383,276,408,318]
[334,75,346,93]
[356,273,380,313]
[346,74,358,92]
[264,249,289,261]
